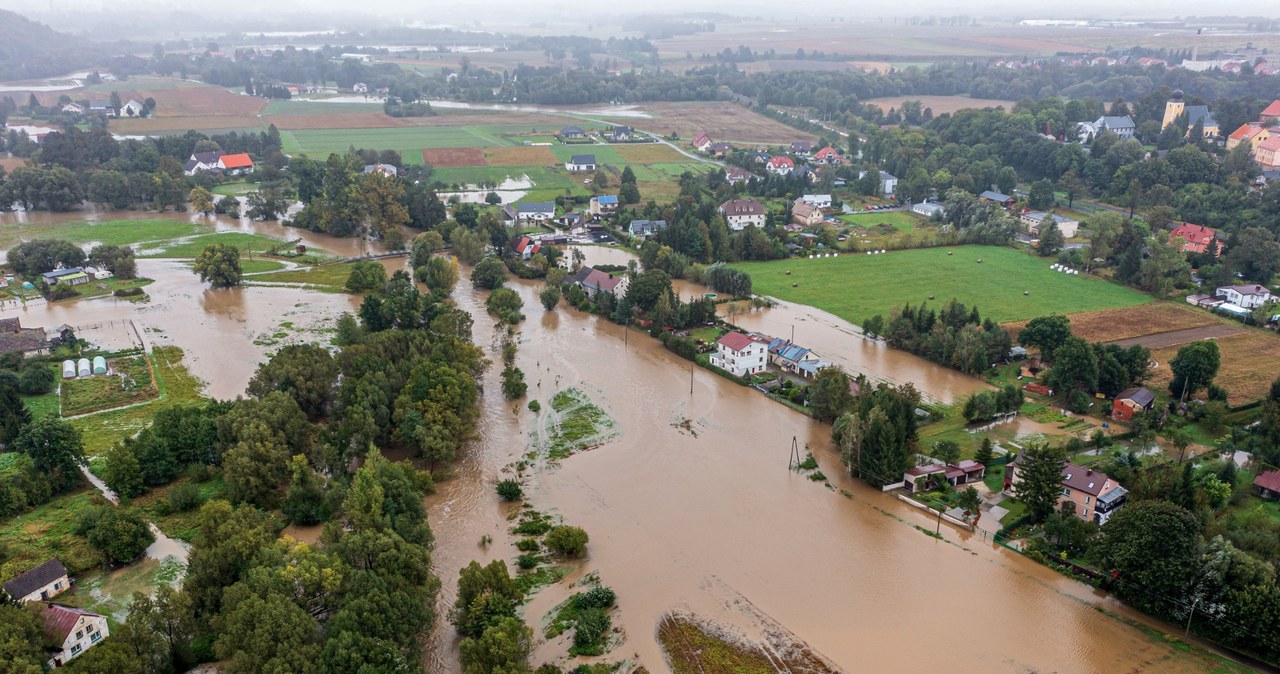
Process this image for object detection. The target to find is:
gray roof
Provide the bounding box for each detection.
[569,154,596,165]
[980,190,1013,202]
[41,268,84,279]
[561,125,585,134]
[518,201,555,214]
[1061,464,1116,497]
[191,151,222,165]
[1185,105,1217,128]
[628,219,668,236]
[879,171,897,181]
[1099,115,1135,129]
[3,559,67,600]
[1117,386,1155,407]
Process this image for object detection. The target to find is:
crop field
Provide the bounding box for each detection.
[1147,330,1280,405]
[421,147,487,167]
[594,102,814,145]
[104,83,267,133]
[484,146,559,166]
[864,95,1018,116]
[61,354,158,417]
[1003,303,1221,343]
[612,144,687,163]
[734,246,1152,326]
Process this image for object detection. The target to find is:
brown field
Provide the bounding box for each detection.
[1111,325,1246,350]
[1147,330,1280,405]
[421,148,486,167]
[267,110,571,131]
[0,157,27,172]
[599,102,813,146]
[483,146,557,166]
[110,116,262,133]
[865,95,1018,116]
[105,84,266,133]
[1004,303,1221,344]
[612,143,687,163]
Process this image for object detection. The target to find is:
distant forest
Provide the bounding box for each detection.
[0,10,135,81]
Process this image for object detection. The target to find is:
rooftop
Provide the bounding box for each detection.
[1255,470,1280,493]
[4,559,68,600]
[717,331,756,352]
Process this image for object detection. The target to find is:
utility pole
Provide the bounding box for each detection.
[1185,597,1202,638]
[788,436,801,469]
[690,365,694,395]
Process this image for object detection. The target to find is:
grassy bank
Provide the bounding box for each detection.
[0,218,203,250]
[734,245,1151,326]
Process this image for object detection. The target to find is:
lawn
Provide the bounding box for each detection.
[60,353,158,416]
[0,218,204,250]
[139,232,300,259]
[839,211,923,233]
[733,246,1153,326]
[211,181,259,196]
[248,263,356,291]
[238,259,287,274]
[282,125,583,160]
[0,490,106,578]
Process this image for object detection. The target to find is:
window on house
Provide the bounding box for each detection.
[90,632,101,643]
[1085,496,1091,505]
[71,645,82,655]
[76,630,83,640]
[1062,488,1070,497]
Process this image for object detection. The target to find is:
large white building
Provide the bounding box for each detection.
[719,199,767,231]
[1216,284,1275,309]
[709,332,767,377]
[1021,211,1079,239]
[41,604,109,667]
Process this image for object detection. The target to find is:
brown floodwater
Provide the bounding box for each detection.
[422,272,1227,674]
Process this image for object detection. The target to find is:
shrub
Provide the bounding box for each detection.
[17,364,56,395]
[1068,390,1091,414]
[515,538,540,552]
[167,482,203,512]
[516,553,539,570]
[527,400,541,413]
[113,287,146,297]
[76,507,155,565]
[472,257,507,290]
[545,525,589,557]
[513,519,552,536]
[572,607,610,651]
[496,479,523,501]
[574,586,616,610]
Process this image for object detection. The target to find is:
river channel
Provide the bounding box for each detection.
[0,210,1225,672]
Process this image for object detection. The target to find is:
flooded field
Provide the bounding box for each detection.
[424,272,1233,674]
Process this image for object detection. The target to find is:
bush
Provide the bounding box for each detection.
[167,482,203,512]
[545,525,589,557]
[1068,390,1091,414]
[527,400,541,413]
[496,479,523,501]
[574,586,616,610]
[113,287,146,297]
[17,364,56,395]
[472,257,507,290]
[345,260,388,292]
[572,607,610,651]
[516,553,539,570]
[513,519,552,536]
[76,507,155,565]
[486,287,525,325]
[515,537,540,552]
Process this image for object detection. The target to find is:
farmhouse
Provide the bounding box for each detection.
[559,126,587,139]
[719,199,767,231]
[1226,122,1272,152]
[1216,284,1275,309]
[801,194,832,208]
[1169,223,1220,256]
[603,125,634,141]
[1006,458,1128,524]
[789,140,812,156]
[510,201,556,225]
[709,332,767,377]
[627,219,668,239]
[565,154,597,172]
[120,99,145,117]
[725,167,754,185]
[0,317,48,355]
[589,194,618,218]
[791,199,824,226]
[1255,470,1280,500]
[1020,211,1079,238]
[41,604,109,667]
[813,146,842,164]
[708,142,733,157]
[766,156,795,176]
[184,151,223,175]
[691,132,712,152]
[912,202,945,218]
[979,190,1015,207]
[217,153,255,175]
[903,460,987,492]
[2,559,70,603]
[1111,386,1155,422]
[510,236,541,261]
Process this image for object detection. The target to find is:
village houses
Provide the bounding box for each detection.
[1006,459,1129,524]
[1021,211,1080,238]
[1169,223,1221,256]
[791,198,824,227]
[1216,284,1275,309]
[719,199,767,230]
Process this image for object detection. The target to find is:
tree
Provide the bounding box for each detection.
[6,239,86,276]
[184,500,276,617]
[247,344,338,419]
[932,440,960,464]
[1018,314,1071,361]
[345,260,388,292]
[77,506,155,565]
[625,269,672,312]
[222,424,292,508]
[244,189,289,221]
[545,525,589,557]
[15,416,83,493]
[459,617,533,674]
[975,437,994,465]
[103,442,145,498]
[0,603,49,674]
[282,454,330,525]
[452,560,523,638]
[358,172,410,245]
[1095,500,1201,616]
[422,256,460,294]
[857,406,911,488]
[539,284,561,311]
[192,243,242,288]
[1037,218,1064,257]
[88,244,137,279]
[450,228,486,265]
[472,257,507,290]
[486,288,524,324]
[1028,180,1055,210]
[496,480,522,501]
[810,367,854,423]
[16,364,54,396]
[1226,227,1280,285]
[1046,337,1097,393]
[619,182,641,205]
[214,588,321,674]
[1012,443,1066,523]
[0,380,32,446]
[118,585,195,673]
[189,186,214,215]
[410,231,445,267]
[1169,340,1221,400]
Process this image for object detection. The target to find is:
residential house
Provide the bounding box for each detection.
[858,171,898,195]
[1076,115,1136,143]
[1111,386,1155,422]
[627,219,668,239]
[691,132,712,153]
[1216,284,1275,309]
[2,559,70,603]
[1257,136,1280,169]
[903,460,986,492]
[725,167,754,185]
[766,156,795,176]
[565,154,597,172]
[1006,459,1128,524]
[573,267,628,300]
[979,190,1016,206]
[603,125,634,141]
[41,604,109,667]
[912,202,945,218]
[352,82,368,93]
[510,201,556,225]
[1169,223,1221,256]
[559,126,587,140]
[0,317,47,355]
[1254,470,1280,500]
[119,99,144,117]
[801,194,832,208]
[218,153,255,175]
[60,102,85,114]
[789,140,812,156]
[789,165,816,183]
[588,194,618,218]
[510,236,541,261]
[1261,100,1280,125]
[709,332,767,377]
[791,199,824,226]
[87,100,115,117]
[719,199,767,231]
[184,151,223,175]
[1226,122,1272,152]
[362,163,398,177]
[748,149,770,163]
[813,146,842,165]
[766,338,817,374]
[1021,211,1080,238]
[557,211,583,229]
[41,268,90,286]
[708,142,733,157]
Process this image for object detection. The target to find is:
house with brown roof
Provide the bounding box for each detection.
[575,267,628,300]
[725,167,754,185]
[691,132,712,153]
[41,603,109,666]
[1254,470,1280,500]
[1169,223,1221,256]
[1006,459,1127,524]
[813,146,842,164]
[0,317,48,355]
[1226,122,1272,152]
[1216,284,1275,309]
[3,559,70,603]
[791,198,823,226]
[709,331,767,377]
[903,460,986,492]
[1261,99,1280,125]
[719,199,766,231]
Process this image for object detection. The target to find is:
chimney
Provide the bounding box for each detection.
[1086,469,1093,475]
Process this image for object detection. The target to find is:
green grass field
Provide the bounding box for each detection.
[139,233,302,259]
[281,124,591,160]
[248,263,356,290]
[0,219,204,250]
[840,211,922,233]
[734,246,1152,326]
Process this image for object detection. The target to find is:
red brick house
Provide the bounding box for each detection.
[1111,386,1155,422]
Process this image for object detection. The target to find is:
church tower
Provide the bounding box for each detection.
[1162,89,1185,130]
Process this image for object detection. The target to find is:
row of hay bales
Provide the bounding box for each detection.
[61,356,107,379]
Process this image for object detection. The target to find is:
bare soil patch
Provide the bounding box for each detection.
[601,102,813,146]
[1111,325,1246,350]
[1147,330,1280,405]
[1004,303,1220,343]
[484,146,557,166]
[110,115,262,133]
[421,147,486,167]
[865,95,1017,116]
[612,143,686,163]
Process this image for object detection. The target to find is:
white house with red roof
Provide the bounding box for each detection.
[766,155,795,176]
[41,604,109,666]
[217,153,255,175]
[813,146,842,164]
[691,132,712,153]
[709,331,767,377]
[1261,99,1280,125]
[1169,223,1221,256]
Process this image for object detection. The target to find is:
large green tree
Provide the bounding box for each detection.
[247,344,338,419]
[1046,337,1097,393]
[192,243,242,288]
[1012,443,1066,523]
[1169,339,1221,400]
[15,416,84,493]
[460,617,533,674]
[1095,500,1201,617]
[1018,314,1071,361]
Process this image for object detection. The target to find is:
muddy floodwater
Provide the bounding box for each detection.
[423,270,1223,674]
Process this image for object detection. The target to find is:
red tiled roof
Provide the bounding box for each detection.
[220,153,253,169]
[1255,470,1280,493]
[1258,136,1280,151]
[767,156,794,169]
[1229,123,1262,140]
[717,331,755,352]
[1169,223,1216,245]
[42,604,100,642]
[814,146,840,159]
[1262,100,1280,118]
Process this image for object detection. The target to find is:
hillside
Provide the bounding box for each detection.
[0,10,114,81]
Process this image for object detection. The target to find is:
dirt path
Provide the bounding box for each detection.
[1109,325,1246,349]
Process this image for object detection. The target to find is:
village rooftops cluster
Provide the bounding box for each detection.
[183,151,255,176]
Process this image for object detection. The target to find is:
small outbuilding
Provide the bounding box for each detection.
[77,358,91,378]
[92,356,107,375]
[62,360,76,379]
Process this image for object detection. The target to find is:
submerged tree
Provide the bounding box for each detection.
[192,243,242,288]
